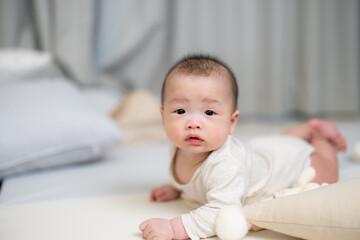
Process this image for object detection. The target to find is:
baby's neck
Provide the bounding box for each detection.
[173,149,211,184]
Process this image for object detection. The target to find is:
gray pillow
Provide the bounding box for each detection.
[0,79,122,178]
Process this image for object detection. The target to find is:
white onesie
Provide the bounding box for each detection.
[169,135,315,239]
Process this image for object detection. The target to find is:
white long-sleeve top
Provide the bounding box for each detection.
[169,135,315,239]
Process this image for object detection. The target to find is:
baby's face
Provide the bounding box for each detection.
[161,74,239,155]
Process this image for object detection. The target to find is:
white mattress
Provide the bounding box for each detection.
[0,85,359,239]
[1,121,360,206]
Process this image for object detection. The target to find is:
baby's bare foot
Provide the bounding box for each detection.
[309,118,347,151]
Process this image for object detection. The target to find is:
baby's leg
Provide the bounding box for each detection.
[309,135,339,183]
[283,119,347,184]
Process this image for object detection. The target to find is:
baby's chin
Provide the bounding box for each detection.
[181,145,219,155]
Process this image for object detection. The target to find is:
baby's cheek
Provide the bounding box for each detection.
[166,125,182,143]
[208,129,229,149]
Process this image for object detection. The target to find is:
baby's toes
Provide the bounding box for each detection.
[334,135,347,151]
[340,137,347,151]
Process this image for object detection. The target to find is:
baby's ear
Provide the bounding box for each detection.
[230,110,240,134]
[160,107,165,125]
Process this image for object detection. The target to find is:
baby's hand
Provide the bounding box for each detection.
[139,218,174,240]
[150,185,180,202]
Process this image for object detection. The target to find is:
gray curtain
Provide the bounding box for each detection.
[1,0,359,118]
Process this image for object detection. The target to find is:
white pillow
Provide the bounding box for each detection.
[0,79,122,178]
[0,49,58,82]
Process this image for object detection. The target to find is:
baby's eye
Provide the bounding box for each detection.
[175,109,186,115]
[204,110,215,116]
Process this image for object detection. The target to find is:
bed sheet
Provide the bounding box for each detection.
[0,142,171,206]
[1,121,360,206]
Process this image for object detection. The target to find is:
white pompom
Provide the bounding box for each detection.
[296,167,316,188]
[216,205,250,240]
[351,141,360,162]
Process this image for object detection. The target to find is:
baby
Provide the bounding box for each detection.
[139,54,347,240]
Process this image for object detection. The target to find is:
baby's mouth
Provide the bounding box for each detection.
[186,135,203,144]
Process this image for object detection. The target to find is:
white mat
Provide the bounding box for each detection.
[0,192,298,240]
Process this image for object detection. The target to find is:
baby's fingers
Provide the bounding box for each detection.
[154,191,168,202]
[150,188,164,202]
[139,221,148,231]
[141,227,151,239]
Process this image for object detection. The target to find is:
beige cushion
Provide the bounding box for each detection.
[243,178,360,240]
[111,90,167,145]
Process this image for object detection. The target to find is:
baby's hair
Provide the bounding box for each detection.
[161,53,238,111]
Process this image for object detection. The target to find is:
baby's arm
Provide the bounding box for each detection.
[149,184,180,202]
[139,216,189,240]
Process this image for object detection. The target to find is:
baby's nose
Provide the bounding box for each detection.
[187,120,201,129]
